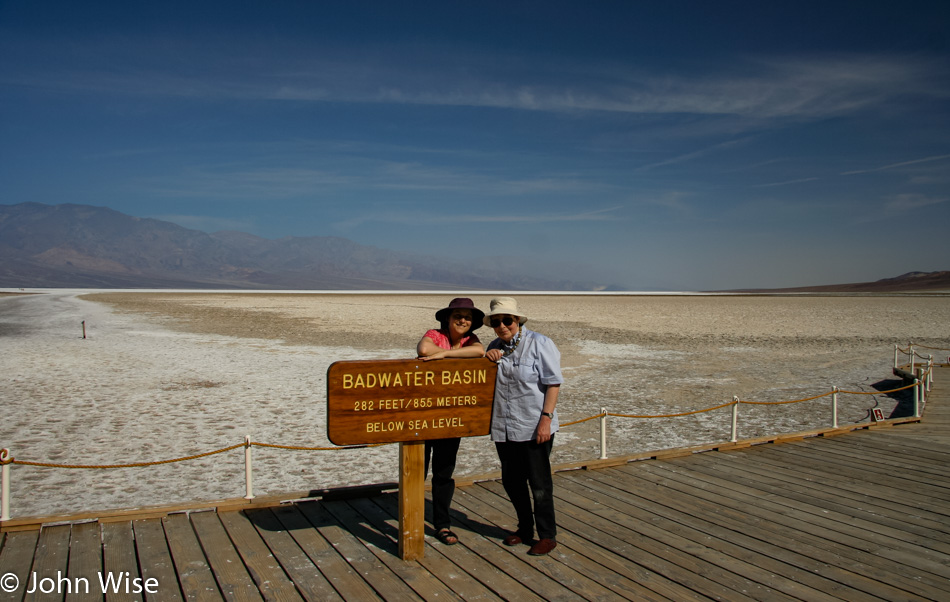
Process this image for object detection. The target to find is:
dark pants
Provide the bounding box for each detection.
[494,436,556,540]
[425,437,461,531]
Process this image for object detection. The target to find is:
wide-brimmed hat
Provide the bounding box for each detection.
[483,296,528,327]
[435,297,485,328]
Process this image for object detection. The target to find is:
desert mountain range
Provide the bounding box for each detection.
[1,202,947,292]
[0,203,615,290]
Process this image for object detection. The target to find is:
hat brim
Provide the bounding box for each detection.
[483,314,528,327]
[436,307,485,328]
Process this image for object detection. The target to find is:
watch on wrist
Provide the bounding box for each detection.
[541,411,554,419]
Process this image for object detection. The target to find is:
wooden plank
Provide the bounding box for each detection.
[685,447,950,556]
[745,445,950,526]
[217,511,302,602]
[553,474,850,602]
[131,519,183,602]
[819,434,950,471]
[637,452,936,571]
[161,514,225,602]
[346,496,504,602]
[598,463,950,601]
[764,443,950,502]
[244,509,341,602]
[836,429,950,457]
[802,438,950,486]
[740,440,946,516]
[25,524,71,602]
[295,500,422,601]
[474,479,760,602]
[100,522,142,602]
[471,485,706,602]
[0,529,39,602]
[269,505,380,601]
[636,455,950,580]
[66,522,103,602]
[713,445,950,536]
[187,512,261,602]
[321,498,462,600]
[456,482,668,602]
[372,494,546,602]
[574,466,935,602]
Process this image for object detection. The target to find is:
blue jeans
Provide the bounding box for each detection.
[494,436,556,540]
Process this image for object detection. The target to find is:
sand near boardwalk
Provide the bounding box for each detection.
[2,290,948,519]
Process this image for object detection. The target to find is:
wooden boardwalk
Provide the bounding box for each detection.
[2,366,948,601]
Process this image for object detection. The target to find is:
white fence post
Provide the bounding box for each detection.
[914,379,921,418]
[244,436,255,500]
[599,408,608,460]
[731,397,739,443]
[832,387,839,429]
[927,356,933,392]
[1,448,10,522]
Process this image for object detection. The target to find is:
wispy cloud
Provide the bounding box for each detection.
[127,154,610,201]
[840,153,950,175]
[333,206,623,231]
[884,193,948,212]
[4,28,946,125]
[636,137,754,172]
[751,177,820,188]
[151,214,257,233]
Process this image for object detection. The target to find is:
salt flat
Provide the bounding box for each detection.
[1,290,948,518]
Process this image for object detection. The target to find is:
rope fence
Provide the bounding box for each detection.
[0,344,941,522]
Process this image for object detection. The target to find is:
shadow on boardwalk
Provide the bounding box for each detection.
[2,367,949,600]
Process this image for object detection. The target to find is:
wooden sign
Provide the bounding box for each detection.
[327,358,497,446]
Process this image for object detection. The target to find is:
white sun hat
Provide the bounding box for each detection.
[483,296,528,327]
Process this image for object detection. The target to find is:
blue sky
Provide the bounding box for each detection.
[1,1,948,290]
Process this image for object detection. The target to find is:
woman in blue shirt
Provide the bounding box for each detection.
[484,297,562,556]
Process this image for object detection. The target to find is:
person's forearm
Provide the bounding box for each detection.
[535,385,560,443]
[542,384,560,414]
[441,345,485,358]
[419,342,485,360]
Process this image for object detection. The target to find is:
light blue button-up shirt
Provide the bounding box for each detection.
[488,327,563,442]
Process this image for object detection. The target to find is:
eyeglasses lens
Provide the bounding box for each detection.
[490,317,515,328]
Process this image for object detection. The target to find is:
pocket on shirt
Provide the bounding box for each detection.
[514,360,537,381]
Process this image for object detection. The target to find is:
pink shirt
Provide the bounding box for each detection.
[424,329,481,350]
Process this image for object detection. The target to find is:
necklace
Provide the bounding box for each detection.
[502,329,523,357]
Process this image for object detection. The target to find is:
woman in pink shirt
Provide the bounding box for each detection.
[416,297,485,545]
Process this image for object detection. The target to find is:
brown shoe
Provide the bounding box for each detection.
[503,533,524,546]
[528,538,557,556]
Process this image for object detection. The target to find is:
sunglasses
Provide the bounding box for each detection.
[490,316,517,328]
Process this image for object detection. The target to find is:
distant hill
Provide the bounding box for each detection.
[0,203,613,290]
[729,271,950,293]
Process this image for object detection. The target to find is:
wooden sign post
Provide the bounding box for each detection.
[327,358,497,560]
[398,441,425,559]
